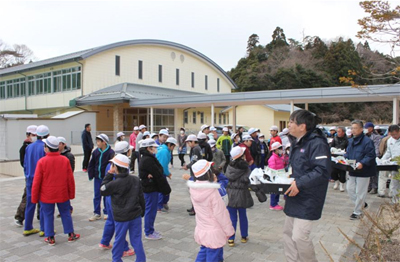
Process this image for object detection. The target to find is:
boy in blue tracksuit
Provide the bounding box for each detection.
[155,137,177,212]
[23,125,49,236]
[88,134,115,221]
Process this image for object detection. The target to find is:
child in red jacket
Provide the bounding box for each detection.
[31,136,79,246]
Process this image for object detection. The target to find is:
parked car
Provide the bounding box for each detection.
[214,125,249,138]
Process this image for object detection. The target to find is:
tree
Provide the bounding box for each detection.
[266,27,289,51]
[0,40,35,68]
[247,34,260,55]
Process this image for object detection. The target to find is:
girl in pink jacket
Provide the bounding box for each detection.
[268,142,285,211]
[187,160,235,262]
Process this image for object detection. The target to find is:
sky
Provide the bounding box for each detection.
[1,0,399,71]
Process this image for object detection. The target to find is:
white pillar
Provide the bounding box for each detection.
[211,104,215,126]
[174,108,178,137]
[150,107,154,133]
[232,106,237,133]
[290,100,294,114]
[394,97,399,124]
[305,103,309,110]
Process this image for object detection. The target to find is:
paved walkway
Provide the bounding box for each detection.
[0,157,384,262]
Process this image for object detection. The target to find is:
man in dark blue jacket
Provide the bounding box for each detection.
[283,110,331,262]
[345,120,376,220]
[81,123,94,172]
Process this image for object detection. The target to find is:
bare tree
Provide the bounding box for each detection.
[0,39,35,68]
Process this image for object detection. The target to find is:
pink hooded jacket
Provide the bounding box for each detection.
[268,152,285,170]
[187,180,234,248]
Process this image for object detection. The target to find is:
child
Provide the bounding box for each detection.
[268,142,285,211]
[211,166,229,206]
[101,154,146,262]
[208,139,226,173]
[57,137,75,217]
[187,160,234,262]
[115,132,125,148]
[88,134,115,221]
[225,146,253,247]
[177,127,188,167]
[257,134,269,169]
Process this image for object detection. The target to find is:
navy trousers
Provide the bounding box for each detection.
[270,194,280,207]
[41,200,74,237]
[157,193,170,210]
[227,207,248,240]
[144,192,158,236]
[195,245,223,262]
[94,178,107,215]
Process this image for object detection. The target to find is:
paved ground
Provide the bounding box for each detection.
[0,156,385,262]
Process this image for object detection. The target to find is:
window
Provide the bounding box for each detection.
[176,69,180,85]
[279,121,286,131]
[6,80,13,98]
[0,81,5,99]
[184,111,188,124]
[200,112,204,124]
[28,76,35,95]
[219,113,222,124]
[158,65,162,83]
[138,60,143,79]
[217,78,220,92]
[53,71,62,92]
[192,111,196,124]
[205,75,208,90]
[115,55,120,76]
[223,114,226,124]
[191,72,195,88]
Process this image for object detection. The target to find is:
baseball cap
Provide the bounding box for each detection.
[329,127,336,131]
[242,134,253,141]
[200,125,210,131]
[36,125,50,137]
[230,133,238,140]
[166,137,178,145]
[197,132,207,140]
[208,139,216,147]
[186,134,198,142]
[210,126,216,131]
[26,125,37,134]
[133,126,139,131]
[57,136,67,145]
[248,128,257,135]
[96,133,109,143]
[364,122,374,129]
[110,154,130,169]
[281,128,289,135]
[139,125,147,130]
[258,133,265,138]
[150,133,158,139]
[159,129,169,136]
[140,138,159,148]
[230,146,246,160]
[374,125,380,130]
[271,142,282,151]
[192,159,213,178]
[270,125,279,131]
[115,141,131,154]
[116,132,125,138]
[142,131,150,137]
[222,127,229,132]
[43,136,59,149]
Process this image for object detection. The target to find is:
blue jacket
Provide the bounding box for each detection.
[156,144,171,176]
[344,133,376,177]
[81,130,94,151]
[24,139,46,187]
[284,129,331,221]
[88,145,115,180]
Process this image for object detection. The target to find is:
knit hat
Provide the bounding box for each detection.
[200,125,210,131]
[116,132,125,138]
[271,142,282,151]
[133,126,139,131]
[270,125,279,131]
[115,141,131,154]
[242,134,253,141]
[230,146,246,160]
[197,132,207,140]
[192,159,213,178]
[140,138,159,148]
[26,125,37,134]
[96,133,109,143]
[57,136,67,145]
[36,125,50,137]
[44,136,59,149]
[186,134,198,142]
[110,154,130,169]
[166,137,178,145]
[248,128,257,135]
[208,139,216,147]
[364,122,374,129]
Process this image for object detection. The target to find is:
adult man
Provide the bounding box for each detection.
[330,127,349,192]
[216,127,232,172]
[269,125,282,150]
[248,128,260,170]
[238,135,254,166]
[380,125,400,203]
[81,123,94,172]
[345,120,376,220]
[15,125,37,227]
[129,126,139,172]
[283,110,331,262]
[364,122,381,194]
[135,125,147,163]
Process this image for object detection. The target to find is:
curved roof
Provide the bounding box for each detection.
[0,39,237,89]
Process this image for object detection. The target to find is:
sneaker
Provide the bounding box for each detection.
[333,180,339,190]
[89,213,101,221]
[104,215,108,220]
[350,213,362,220]
[163,204,169,210]
[123,249,135,257]
[45,237,55,246]
[99,243,112,249]
[378,194,386,198]
[157,208,168,213]
[369,188,377,194]
[340,183,345,192]
[188,210,196,216]
[187,207,193,212]
[145,233,162,240]
[68,233,80,242]
[23,228,40,236]
[228,240,235,247]
[241,237,248,243]
[14,220,23,227]
[269,205,284,211]
[153,231,162,237]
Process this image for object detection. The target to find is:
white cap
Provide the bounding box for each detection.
[116,132,125,138]
[36,125,50,137]
[281,128,289,135]
[374,125,380,130]
[270,125,279,131]
[150,133,158,139]
[186,134,198,142]
[166,137,177,145]
[271,142,282,151]
[242,134,253,141]
[139,125,147,130]
[258,133,265,138]
[96,133,109,143]
[346,129,352,136]
[222,127,229,132]
[142,131,150,138]
[200,125,210,131]
[230,133,238,140]
[133,126,139,131]
[329,127,336,131]
[115,141,131,154]
[26,125,37,134]
[210,126,216,131]
[57,136,67,145]
[230,146,246,160]
[159,129,169,136]
[140,138,159,148]
[110,154,130,169]
[248,128,257,135]
[192,159,213,178]
[197,132,207,140]
[44,136,59,149]
[208,139,216,147]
